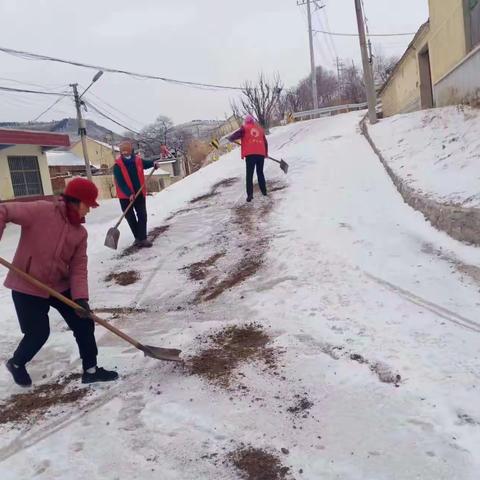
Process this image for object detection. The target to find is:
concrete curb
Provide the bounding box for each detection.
[360,116,480,246]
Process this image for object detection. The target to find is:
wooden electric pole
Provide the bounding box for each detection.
[354,0,377,124]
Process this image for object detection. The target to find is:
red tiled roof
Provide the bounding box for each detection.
[0,129,70,148]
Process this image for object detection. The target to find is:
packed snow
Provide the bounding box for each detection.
[1,111,480,479]
[369,105,480,207]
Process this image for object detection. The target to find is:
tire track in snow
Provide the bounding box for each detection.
[364,272,480,334]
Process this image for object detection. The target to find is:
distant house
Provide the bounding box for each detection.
[380,0,480,117]
[210,115,241,140]
[0,128,70,201]
[70,137,119,170]
[47,150,97,177]
[144,166,176,192]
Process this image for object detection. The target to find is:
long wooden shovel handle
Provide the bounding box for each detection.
[113,166,157,229]
[224,139,281,164]
[0,256,143,350]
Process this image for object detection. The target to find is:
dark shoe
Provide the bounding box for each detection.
[82,367,119,384]
[262,192,268,196]
[138,239,153,248]
[6,359,32,387]
[246,196,253,203]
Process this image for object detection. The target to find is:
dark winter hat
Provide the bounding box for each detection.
[64,177,99,207]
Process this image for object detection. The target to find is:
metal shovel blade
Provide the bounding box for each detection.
[104,227,120,250]
[280,159,289,174]
[141,344,183,362]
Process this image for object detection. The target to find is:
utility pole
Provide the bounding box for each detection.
[70,70,103,180]
[106,132,116,168]
[354,0,377,124]
[71,83,93,180]
[297,0,319,110]
[336,57,345,101]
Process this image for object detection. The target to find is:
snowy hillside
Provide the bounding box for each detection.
[1,112,480,479]
[369,105,480,207]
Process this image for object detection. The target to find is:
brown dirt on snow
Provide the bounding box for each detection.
[195,256,263,302]
[166,205,208,222]
[105,270,140,286]
[211,177,240,191]
[119,225,170,257]
[287,395,314,416]
[192,197,273,303]
[182,252,225,281]
[187,323,278,387]
[95,306,146,316]
[0,374,87,425]
[189,192,220,204]
[188,177,240,205]
[229,447,292,480]
[268,179,288,193]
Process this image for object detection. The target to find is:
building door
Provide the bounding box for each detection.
[470,0,480,48]
[418,47,434,109]
[8,156,44,197]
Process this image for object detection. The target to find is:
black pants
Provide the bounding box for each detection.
[245,155,267,198]
[120,195,147,241]
[11,290,97,371]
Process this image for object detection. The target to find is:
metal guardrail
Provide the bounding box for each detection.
[292,102,368,120]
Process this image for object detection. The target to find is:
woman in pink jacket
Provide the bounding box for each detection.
[1,178,118,387]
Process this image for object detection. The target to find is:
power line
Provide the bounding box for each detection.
[84,89,145,129]
[0,85,71,96]
[315,10,337,64]
[83,100,141,135]
[313,29,416,37]
[0,76,66,90]
[32,95,68,122]
[0,45,243,91]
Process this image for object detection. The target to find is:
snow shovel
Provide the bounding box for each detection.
[0,256,182,362]
[212,138,289,174]
[267,155,289,174]
[104,166,157,250]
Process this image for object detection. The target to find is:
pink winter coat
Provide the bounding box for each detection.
[0,197,89,300]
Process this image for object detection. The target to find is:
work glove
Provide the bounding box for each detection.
[75,299,92,318]
[153,161,160,170]
[129,194,136,202]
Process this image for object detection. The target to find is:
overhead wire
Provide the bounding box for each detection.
[32,94,69,122]
[0,76,67,90]
[316,3,339,62]
[83,99,141,135]
[0,85,71,96]
[83,89,145,130]
[313,29,416,37]
[0,45,243,91]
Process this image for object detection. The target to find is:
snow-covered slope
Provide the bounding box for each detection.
[369,105,480,207]
[1,112,480,479]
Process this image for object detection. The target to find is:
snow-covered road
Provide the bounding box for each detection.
[1,111,479,479]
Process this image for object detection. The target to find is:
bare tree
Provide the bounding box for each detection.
[342,65,366,104]
[373,52,399,85]
[232,73,283,132]
[139,115,174,156]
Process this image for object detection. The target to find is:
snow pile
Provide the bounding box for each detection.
[369,105,480,207]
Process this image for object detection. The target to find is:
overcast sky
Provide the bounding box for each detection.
[0,0,428,134]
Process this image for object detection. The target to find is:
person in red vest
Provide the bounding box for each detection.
[160,144,171,159]
[228,115,269,202]
[113,141,158,248]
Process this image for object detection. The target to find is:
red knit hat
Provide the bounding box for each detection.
[64,177,99,207]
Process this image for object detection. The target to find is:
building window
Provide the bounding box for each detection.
[470,0,480,48]
[8,156,44,197]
